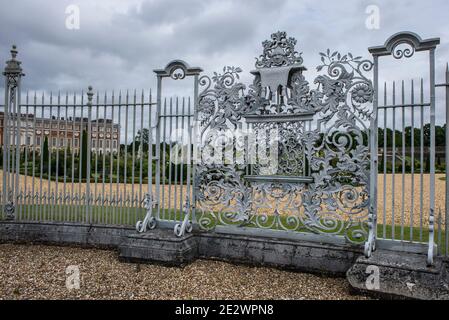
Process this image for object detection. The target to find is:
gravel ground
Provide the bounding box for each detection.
[377,173,446,227]
[0,244,369,300]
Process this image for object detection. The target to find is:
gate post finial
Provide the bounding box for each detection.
[3,45,24,78]
[253,31,305,103]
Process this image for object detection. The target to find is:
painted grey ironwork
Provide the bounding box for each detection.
[195,31,374,245]
[2,45,24,220]
[136,193,156,232]
[369,31,440,265]
[436,63,449,257]
[1,31,448,265]
[1,45,157,225]
[136,60,202,235]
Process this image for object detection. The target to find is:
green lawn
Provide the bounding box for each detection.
[11,204,186,226]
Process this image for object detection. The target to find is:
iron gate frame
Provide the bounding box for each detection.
[136,60,203,236]
[368,31,440,265]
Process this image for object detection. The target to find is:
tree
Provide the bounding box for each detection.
[43,136,50,173]
[136,128,150,152]
[425,150,431,173]
[81,130,88,179]
[136,128,150,144]
[436,125,446,147]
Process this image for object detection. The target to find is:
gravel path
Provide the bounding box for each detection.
[0,244,369,300]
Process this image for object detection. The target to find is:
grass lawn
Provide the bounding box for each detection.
[12,204,184,226]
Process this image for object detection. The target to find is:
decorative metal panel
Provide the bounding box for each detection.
[195,32,374,244]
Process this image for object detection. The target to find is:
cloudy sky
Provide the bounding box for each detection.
[1,0,448,91]
[0,0,449,134]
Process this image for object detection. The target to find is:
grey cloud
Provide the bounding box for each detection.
[0,0,448,98]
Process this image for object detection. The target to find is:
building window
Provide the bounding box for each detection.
[99,140,103,148]
[106,140,110,149]
[74,138,79,147]
[36,137,41,145]
[106,127,111,133]
[52,137,57,147]
[113,141,117,149]
[60,138,64,147]
[92,140,96,148]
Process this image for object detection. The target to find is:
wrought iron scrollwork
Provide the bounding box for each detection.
[250,182,305,231]
[196,165,252,230]
[170,67,186,80]
[393,45,415,59]
[300,50,373,242]
[197,66,249,133]
[255,31,303,68]
[195,31,374,244]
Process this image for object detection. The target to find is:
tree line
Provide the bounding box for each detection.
[0,129,189,184]
[0,125,447,181]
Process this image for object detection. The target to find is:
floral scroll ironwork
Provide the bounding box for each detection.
[195,32,374,245]
[255,31,304,68]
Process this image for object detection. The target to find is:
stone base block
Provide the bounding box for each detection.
[346,250,449,300]
[197,232,362,276]
[0,221,133,248]
[119,230,198,267]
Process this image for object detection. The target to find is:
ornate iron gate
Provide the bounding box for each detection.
[193,31,374,246]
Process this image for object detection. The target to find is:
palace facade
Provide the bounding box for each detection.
[0,112,120,153]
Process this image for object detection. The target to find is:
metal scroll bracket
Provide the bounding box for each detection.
[136,193,157,233]
[4,201,15,220]
[174,197,193,237]
[364,204,377,258]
